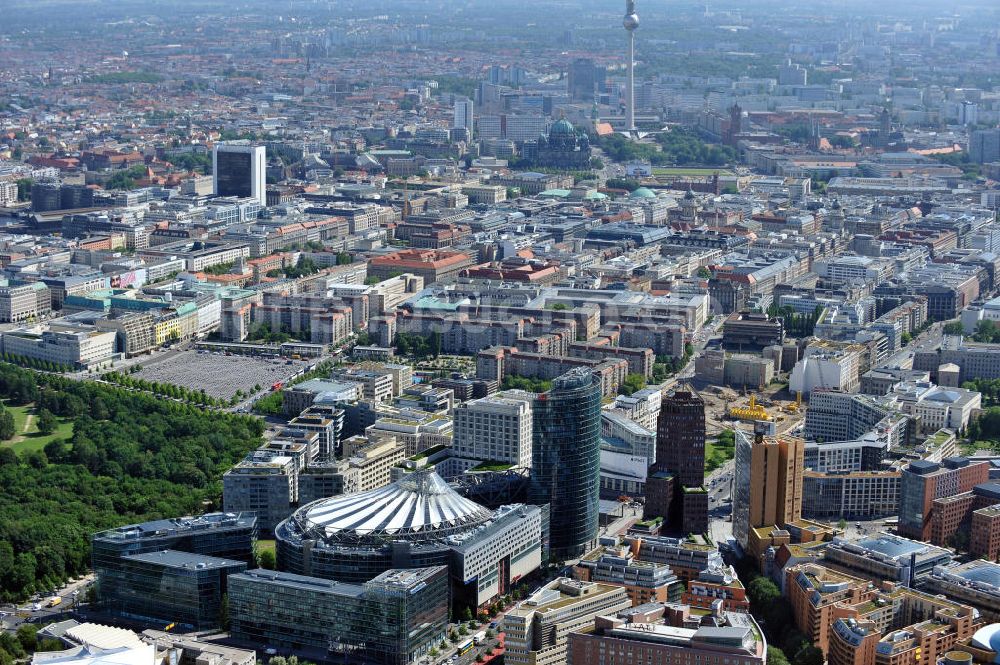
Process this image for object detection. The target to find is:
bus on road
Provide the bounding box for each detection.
[457,639,475,656]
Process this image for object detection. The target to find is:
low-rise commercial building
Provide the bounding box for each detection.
[574,547,682,607]
[822,533,952,586]
[0,282,51,322]
[925,561,1000,623]
[568,604,767,665]
[504,578,632,665]
[722,311,785,350]
[0,323,118,369]
[276,470,542,609]
[229,567,449,665]
[367,248,475,284]
[91,513,257,630]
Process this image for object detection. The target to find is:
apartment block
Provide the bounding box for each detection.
[681,564,750,612]
[785,563,875,652]
[623,535,724,585]
[330,368,395,403]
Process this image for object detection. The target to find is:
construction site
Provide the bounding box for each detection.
[699,383,808,437]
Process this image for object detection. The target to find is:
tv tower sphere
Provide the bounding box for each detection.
[624,0,639,30]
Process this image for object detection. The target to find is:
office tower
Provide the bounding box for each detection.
[777,59,808,86]
[898,457,989,541]
[453,97,474,133]
[879,107,891,138]
[568,58,598,102]
[452,394,533,469]
[654,390,705,487]
[530,368,602,560]
[804,391,895,444]
[212,143,266,206]
[644,389,707,534]
[622,0,639,133]
[969,129,1000,164]
[959,100,979,126]
[732,429,805,549]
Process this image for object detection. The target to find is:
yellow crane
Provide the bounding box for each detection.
[783,391,803,414]
[729,394,772,422]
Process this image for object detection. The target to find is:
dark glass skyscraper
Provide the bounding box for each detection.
[645,389,708,534]
[529,368,601,560]
[212,143,266,206]
[568,58,598,102]
[654,390,705,487]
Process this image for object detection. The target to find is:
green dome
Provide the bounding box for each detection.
[629,187,657,199]
[550,118,576,137]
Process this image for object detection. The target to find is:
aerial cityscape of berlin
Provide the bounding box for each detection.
[2,1,1000,665]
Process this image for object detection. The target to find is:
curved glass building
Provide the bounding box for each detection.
[529,368,602,560]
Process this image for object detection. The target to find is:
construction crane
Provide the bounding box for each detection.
[783,391,803,414]
[729,394,772,422]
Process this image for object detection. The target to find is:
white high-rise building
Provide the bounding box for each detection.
[959,100,979,126]
[454,97,474,133]
[452,394,533,469]
[213,143,266,207]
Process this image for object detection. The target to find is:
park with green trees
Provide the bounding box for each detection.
[0,363,264,602]
[598,128,736,167]
[741,566,825,665]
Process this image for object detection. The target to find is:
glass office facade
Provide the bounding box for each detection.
[104,550,246,630]
[215,151,253,198]
[229,567,448,665]
[91,513,257,627]
[529,368,602,559]
[92,513,257,571]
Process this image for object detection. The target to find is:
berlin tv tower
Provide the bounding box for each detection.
[623,0,639,135]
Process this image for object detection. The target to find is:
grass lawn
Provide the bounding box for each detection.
[0,402,74,454]
[704,435,736,473]
[653,167,735,176]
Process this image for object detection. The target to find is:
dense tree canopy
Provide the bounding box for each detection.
[0,364,264,601]
[972,320,1000,344]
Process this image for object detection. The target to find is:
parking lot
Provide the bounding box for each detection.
[133,350,312,400]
